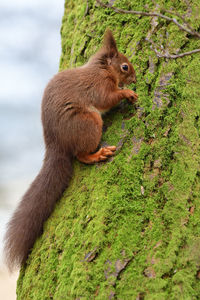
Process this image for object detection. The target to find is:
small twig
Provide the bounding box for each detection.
[163,8,200,38]
[146,37,200,58]
[84,0,89,17]
[154,48,200,59]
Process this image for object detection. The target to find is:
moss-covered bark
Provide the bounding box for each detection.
[17,0,200,299]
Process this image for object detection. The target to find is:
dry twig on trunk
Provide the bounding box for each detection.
[96,0,200,59]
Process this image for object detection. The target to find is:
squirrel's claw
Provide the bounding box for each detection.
[77,146,116,164]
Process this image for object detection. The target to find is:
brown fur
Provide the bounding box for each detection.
[4,29,137,271]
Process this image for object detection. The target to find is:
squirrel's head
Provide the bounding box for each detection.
[96,29,137,87]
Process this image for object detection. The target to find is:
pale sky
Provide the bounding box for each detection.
[0,0,65,266]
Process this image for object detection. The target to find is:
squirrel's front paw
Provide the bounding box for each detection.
[124,89,138,102]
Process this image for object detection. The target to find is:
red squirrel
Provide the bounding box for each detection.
[4,29,137,271]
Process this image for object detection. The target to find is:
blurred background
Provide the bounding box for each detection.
[0,0,64,298]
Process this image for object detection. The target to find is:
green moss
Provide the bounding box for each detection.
[17,0,200,299]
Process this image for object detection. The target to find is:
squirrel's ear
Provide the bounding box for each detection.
[103,29,118,58]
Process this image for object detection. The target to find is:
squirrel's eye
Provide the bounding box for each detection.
[121,64,128,71]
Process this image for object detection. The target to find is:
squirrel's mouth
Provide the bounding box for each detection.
[118,79,136,89]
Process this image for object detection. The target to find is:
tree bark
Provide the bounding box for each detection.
[17,0,200,299]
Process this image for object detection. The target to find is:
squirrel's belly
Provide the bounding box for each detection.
[88,105,109,116]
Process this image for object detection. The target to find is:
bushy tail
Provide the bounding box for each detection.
[4,150,73,271]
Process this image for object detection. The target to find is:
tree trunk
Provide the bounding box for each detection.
[17,0,200,299]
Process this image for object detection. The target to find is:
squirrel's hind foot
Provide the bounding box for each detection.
[77,146,116,164]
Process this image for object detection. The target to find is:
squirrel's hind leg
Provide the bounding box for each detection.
[72,110,116,164]
[77,146,116,164]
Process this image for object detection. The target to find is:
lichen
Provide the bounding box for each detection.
[17,0,200,299]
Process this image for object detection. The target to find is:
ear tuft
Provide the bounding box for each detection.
[103,29,118,58]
